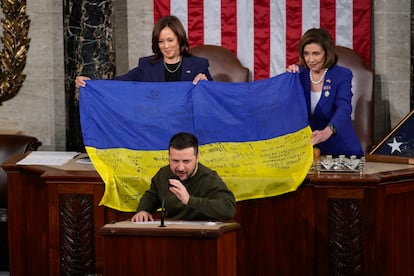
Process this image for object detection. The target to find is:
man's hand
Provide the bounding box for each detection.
[168,178,190,205]
[131,211,153,222]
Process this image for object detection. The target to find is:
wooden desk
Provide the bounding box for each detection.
[100,221,239,276]
[3,154,110,276]
[3,154,414,275]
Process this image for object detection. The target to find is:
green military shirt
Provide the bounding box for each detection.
[137,163,236,220]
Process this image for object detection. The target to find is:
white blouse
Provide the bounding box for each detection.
[310,91,322,114]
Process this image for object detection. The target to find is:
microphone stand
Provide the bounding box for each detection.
[159,197,166,227]
[160,175,178,227]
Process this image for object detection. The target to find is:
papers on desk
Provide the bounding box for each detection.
[75,156,92,164]
[131,221,219,226]
[16,151,80,166]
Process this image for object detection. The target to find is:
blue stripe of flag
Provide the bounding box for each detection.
[80,73,307,150]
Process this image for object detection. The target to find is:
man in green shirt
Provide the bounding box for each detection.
[131,132,236,222]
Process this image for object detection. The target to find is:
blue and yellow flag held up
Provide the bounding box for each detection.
[80,73,313,212]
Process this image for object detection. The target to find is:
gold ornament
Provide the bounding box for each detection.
[0,0,30,104]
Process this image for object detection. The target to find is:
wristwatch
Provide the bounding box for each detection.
[328,124,337,136]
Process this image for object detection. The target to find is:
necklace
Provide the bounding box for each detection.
[310,68,328,85]
[163,58,182,73]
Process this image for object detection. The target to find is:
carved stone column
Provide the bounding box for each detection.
[63,0,115,151]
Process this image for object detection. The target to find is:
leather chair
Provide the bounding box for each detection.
[0,134,42,270]
[336,46,374,153]
[189,44,250,82]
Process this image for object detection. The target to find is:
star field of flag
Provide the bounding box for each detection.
[370,110,414,157]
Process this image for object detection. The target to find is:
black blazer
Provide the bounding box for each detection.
[114,54,212,82]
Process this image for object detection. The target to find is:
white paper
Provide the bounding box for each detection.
[131,221,219,226]
[75,157,92,164]
[16,151,80,166]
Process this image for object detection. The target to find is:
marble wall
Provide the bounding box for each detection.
[373,0,411,140]
[0,0,65,150]
[0,0,410,150]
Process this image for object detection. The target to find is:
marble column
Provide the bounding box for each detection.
[64,0,115,151]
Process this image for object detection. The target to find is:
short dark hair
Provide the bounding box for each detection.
[151,15,190,62]
[298,28,338,69]
[168,132,199,155]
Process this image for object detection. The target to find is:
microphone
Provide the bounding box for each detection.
[169,174,180,187]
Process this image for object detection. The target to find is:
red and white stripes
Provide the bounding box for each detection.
[154,0,371,80]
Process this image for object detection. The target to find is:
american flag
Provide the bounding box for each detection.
[370,110,414,157]
[154,0,372,81]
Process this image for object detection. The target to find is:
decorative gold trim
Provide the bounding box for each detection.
[0,0,30,104]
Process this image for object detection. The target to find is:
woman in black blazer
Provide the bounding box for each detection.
[75,15,212,87]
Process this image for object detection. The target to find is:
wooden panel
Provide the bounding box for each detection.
[7,169,49,276]
[3,156,414,275]
[235,185,315,276]
[101,232,237,276]
[384,189,414,275]
[327,198,363,275]
[59,194,95,275]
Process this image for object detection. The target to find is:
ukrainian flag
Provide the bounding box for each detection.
[80,73,313,212]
